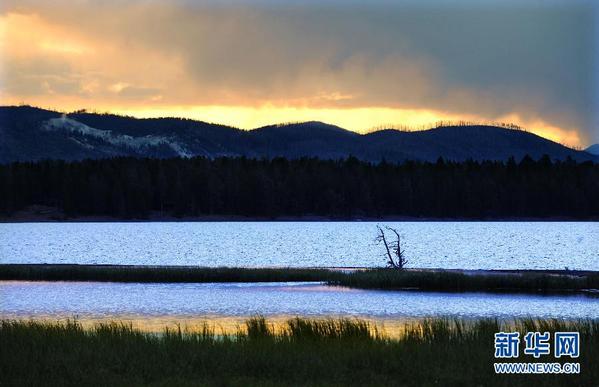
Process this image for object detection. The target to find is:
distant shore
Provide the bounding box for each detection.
[2,264,598,294]
[2,206,597,223]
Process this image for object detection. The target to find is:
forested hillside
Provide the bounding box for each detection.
[1,156,597,219]
[2,106,596,163]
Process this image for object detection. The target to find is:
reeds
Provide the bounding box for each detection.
[1,264,598,294]
[1,317,597,386]
[0,264,336,283]
[329,269,599,294]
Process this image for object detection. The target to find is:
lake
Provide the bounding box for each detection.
[2,281,598,321]
[1,222,598,269]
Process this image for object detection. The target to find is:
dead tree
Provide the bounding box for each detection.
[375,226,408,269]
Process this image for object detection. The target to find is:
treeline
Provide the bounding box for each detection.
[1,156,598,219]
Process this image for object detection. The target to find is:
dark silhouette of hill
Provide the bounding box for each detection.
[249,121,361,160]
[1,105,596,163]
[586,144,599,156]
[362,126,595,162]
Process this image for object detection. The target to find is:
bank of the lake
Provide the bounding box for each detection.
[1,264,598,294]
[1,317,597,386]
[4,205,598,223]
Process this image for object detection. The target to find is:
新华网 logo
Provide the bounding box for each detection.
[493,331,580,374]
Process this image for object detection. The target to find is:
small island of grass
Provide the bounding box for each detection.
[1,264,598,295]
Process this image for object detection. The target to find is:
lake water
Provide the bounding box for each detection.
[1,222,597,269]
[2,281,598,321]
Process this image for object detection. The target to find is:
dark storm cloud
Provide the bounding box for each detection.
[1,0,597,143]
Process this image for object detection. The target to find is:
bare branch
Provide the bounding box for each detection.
[376,225,396,268]
[375,225,408,269]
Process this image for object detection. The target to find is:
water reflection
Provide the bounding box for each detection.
[2,281,598,325]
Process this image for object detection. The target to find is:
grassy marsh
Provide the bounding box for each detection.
[0,264,336,283]
[1,317,597,386]
[329,269,599,294]
[1,264,598,294]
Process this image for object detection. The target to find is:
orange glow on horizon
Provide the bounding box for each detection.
[0,10,589,149]
[1,96,584,148]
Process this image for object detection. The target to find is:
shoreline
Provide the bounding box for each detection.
[2,205,598,222]
[3,214,598,223]
[2,263,598,275]
[2,264,598,295]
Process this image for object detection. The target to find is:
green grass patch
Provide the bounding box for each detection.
[1,317,597,386]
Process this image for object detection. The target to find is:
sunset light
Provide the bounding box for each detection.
[1,1,596,147]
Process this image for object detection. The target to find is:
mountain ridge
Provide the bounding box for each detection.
[586,144,599,156]
[1,105,596,163]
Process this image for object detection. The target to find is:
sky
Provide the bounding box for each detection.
[1,0,597,147]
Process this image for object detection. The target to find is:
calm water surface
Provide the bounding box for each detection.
[1,222,598,269]
[1,281,597,320]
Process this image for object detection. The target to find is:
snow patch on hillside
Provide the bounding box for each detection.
[42,115,192,157]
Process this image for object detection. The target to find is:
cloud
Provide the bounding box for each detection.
[0,0,597,145]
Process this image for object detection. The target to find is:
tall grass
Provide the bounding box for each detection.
[1,317,597,386]
[329,269,599,294]
[1,264,598,294]
[0,264,337,283]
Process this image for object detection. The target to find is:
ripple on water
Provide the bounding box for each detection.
[1,222,598,269]
[1,281,598,321]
